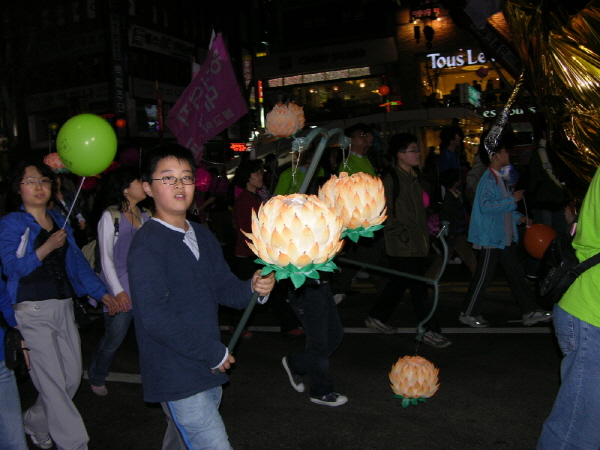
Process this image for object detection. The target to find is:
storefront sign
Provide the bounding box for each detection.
[482,106,537,118]
[427,49,486,69]
[459,83,481,108]
[230,143,249,152]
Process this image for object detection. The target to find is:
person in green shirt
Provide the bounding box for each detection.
[274,146,324,196]
[338,123,376,177]
[537,166,600,449]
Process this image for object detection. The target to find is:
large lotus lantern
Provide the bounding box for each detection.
[318,172,387,242]
[243,194,345,287]
[265,102,305,138]
[389,356,440,408]
[44,152,69,173]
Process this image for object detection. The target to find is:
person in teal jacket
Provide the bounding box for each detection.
[459,137,552,328]
[537,166,600,449]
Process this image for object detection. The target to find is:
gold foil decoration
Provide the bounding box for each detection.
[504,1,600,196]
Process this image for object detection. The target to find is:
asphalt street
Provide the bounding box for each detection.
[17,264,562,450]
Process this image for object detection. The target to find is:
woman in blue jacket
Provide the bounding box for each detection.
[0,275,28,450]
[0,160,116,450]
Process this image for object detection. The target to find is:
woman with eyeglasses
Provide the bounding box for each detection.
[0,160,116,450]
[88,166,150,397]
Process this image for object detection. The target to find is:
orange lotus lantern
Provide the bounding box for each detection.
[318,172,387,242]
[243,193,345,287]
[389,355,440,408]
[265,102,305,138]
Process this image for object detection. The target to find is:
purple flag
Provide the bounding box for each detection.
[167,33,248,163]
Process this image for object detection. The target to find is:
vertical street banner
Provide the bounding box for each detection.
[167,33,249,163]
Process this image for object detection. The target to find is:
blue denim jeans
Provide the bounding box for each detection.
[88,310,133,386]
[0,360,28,450]
[537,304,600,449]
[161,387,232,450]
[286,282,344,397]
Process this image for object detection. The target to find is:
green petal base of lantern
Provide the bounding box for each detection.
[393,395,427,408]
[256,258,338,289]
[341,224,384,243]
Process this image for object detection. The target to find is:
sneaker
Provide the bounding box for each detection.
[310,392,348,407]
[459,312,489,328]
[282,357,305,393]
[365,316,397,335]
[228,326,253,339]
[91,384,108,396]
[29,434,54,449]
[523,310,553,326]
[421,330,452,348]
[333,293,346,305]
[448,256,463,265]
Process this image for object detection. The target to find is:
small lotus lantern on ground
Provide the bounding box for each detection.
[265,102,305,138]
[389,355,440,408]
[318,172,387,242]
[243,193,345,288]
[44,152,69,173]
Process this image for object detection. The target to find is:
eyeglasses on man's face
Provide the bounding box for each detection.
[20,178,52,187]
[151,176,196,185]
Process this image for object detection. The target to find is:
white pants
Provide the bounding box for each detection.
[14,299,88,450]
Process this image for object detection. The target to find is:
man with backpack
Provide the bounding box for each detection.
[365,133,451,349]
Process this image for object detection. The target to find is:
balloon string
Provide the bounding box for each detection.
[62,176,86,229]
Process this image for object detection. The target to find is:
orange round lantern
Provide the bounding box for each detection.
[378,85,390,96]
[524,224,557,260]
[115,119,127,128]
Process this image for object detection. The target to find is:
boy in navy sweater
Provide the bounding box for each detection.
[128,145,274,450]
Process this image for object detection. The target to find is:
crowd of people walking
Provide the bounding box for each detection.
[0,118,591,449]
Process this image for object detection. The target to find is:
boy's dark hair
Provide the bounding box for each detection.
[142,144,195,182]
[439,126,464,149]
[478,128,518,166]
[344,122,372,137]
[233,159,263,188]
[439,168,461,190]
[387,133,418,157]
[10,159,57,205]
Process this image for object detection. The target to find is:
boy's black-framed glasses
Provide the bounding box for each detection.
[151,176,196,185]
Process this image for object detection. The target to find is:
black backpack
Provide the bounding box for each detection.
[538,231,600,305]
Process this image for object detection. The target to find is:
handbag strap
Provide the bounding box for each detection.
[0,311,10,332]
[571,251,600,277]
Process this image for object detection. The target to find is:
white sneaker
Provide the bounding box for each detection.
[365,316,397,335]
[422,330,452,348]
[523,310,553,326]
[459,312,489,328]
[333,293,346,305]
[29,434,54,450]
[310,392,348,406]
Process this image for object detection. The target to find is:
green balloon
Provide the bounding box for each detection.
[56,114,117,176]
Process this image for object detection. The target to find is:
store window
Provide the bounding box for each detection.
[419,48,514,109]
[265,68,391,122]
